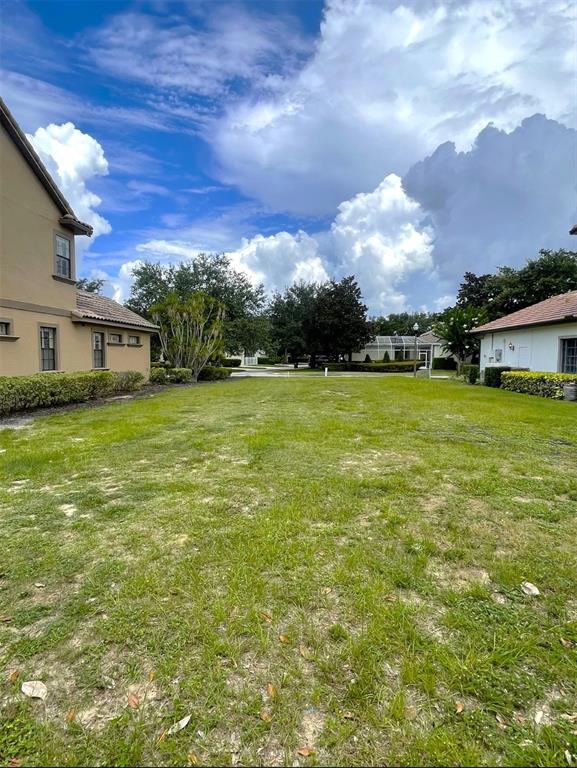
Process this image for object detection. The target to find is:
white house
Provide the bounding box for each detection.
[471,291,577,376]
[353,332,454,367]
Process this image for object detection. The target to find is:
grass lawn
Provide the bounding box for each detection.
[1,377,576,767]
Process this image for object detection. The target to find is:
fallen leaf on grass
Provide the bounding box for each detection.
[565,750,573,766]
[167,714,192,735]
[127,692,140,709]
[278,634,290,644]
[513,713,526,724]
[259,611,272,623]
[342,711,354,720]
[297,747,316,756]
[66,709,76,724]
[384,595,398,602]
[8,759,22,767]
[455,702,464,714]
[9,670,19,683]
[534,710,545,725]
[495,713,508,729]
[148,671,156,682]
[564,713,577,723]
[561,638,574,648]
[34,583,45,589]
[266,682,277,699]
[0,615,12,622]
[321,587,332,595]
[299,644,312,660]
[260,710,272,722]
[21,681,47,701]
[187,753,199,766]
[521,581,540,596]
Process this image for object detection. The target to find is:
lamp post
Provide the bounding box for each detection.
[413,322,419,377]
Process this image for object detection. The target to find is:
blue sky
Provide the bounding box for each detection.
[2,0,576,313]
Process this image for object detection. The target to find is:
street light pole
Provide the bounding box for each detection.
[413,322,419,377]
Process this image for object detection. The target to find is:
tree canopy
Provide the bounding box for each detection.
[370,311,440,337]
[127,254,267,354]
[151,291,225,380]
[456,249,577,320]
[268,276,372,365]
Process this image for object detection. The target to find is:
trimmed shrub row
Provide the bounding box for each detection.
[483,366,511,388]
[198,366,232,381]
[223,358,242,367]
[257,356,283,365]
[0,370,145,416]
[501,371,576,400]
[150,367,193,384]
[462,364,480,384]
[323,361,425,373]
[432,356,457,370]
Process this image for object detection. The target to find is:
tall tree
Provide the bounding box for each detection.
[433,306,487,369]
[315,276,372,361]
[268,282,318,367]
[151,292,224,381]
[127,254,266,354]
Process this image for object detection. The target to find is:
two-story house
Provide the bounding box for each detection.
[0,98,156,378]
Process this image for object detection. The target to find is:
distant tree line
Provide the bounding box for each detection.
[116,247,576,368]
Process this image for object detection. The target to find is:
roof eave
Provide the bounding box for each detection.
[471,315,577,335]
[1,97,92,238]
[59,215,93,236]
[71,313,158,332]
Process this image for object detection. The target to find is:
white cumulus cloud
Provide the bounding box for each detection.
[27,122,111,257]
[403,114,577,285]
[211,0,576,215]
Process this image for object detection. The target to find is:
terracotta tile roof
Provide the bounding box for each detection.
[471,291,577,333]
[74,291,158,330]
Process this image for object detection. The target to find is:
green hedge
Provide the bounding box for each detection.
[116,370,145,391]
[198,366,232,381]
[149,367,168,384]
[223,358,242,367]
[150,367,193,384]
[168,368,193,383]
[483,366,511,388]
[462,364,480,384]
[432,356,457,370]
[0,370,144,416]
[323,361,424,373]
[258,356,283,365]
[500,371,576,400]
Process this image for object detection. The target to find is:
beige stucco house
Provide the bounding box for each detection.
[0,98,156,378]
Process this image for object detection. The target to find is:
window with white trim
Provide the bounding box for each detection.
[128,335,140,345]
[562,338,577,373]
[55,235,72,278]
[0,321,10,336]
[40,326,56,371]
[92,331,105,368]
[109,332,123,344]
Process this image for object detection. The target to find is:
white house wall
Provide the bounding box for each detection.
[479,322,577,373]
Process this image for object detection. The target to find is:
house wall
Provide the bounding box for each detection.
[0,124,78,311]
[479,322,577,374]
[0,308,151,376]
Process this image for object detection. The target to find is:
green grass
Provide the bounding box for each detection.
[1,377,576,767]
